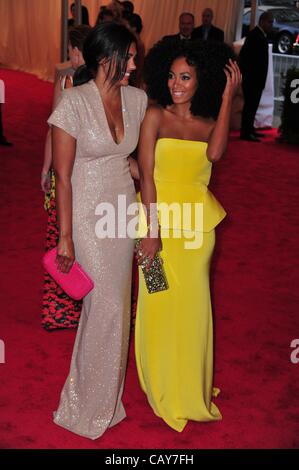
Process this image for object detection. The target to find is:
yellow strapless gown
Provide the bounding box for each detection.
[135,138,226,432]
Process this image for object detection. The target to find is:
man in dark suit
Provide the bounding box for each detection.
[163,12,194,42]
[239,11,274,142]
[191,8,224,42]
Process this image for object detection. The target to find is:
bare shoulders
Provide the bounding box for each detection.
[145,104,164,120]
[158,106,216,142]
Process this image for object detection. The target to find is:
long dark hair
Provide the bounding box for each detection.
[68,25,91,51]
[74,22,136,87]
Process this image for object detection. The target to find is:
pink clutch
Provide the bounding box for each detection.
[42,247,94,300]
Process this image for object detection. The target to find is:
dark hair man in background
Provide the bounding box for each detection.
[239,11,274,142]
[68,3,90,27]
[163,12,195,42]
[192,8,224,42]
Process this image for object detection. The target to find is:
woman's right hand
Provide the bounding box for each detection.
[56,236,75,273]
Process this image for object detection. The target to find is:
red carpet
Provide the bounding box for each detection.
[0,68,298,449]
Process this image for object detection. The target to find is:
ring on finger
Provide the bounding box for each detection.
[143,256,151,266]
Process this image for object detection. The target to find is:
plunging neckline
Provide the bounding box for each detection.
[92,80,126,146]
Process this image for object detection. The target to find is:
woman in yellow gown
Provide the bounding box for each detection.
[135,40,242,432]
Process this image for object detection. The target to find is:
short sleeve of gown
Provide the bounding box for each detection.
[47,88,80,139]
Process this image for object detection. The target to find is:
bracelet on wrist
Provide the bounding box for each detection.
[146,222,160,234]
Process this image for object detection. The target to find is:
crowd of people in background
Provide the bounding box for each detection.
[61,3,228,92]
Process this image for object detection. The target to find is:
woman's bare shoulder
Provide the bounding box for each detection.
[145,103,164,120]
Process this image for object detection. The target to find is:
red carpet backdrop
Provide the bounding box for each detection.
[0,69,298,449]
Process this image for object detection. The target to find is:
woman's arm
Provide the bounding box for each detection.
[52,126,76,273]
[41,79,64,191]
[207,59,242,162]
[137,106,162,264]
[41,128,52,192]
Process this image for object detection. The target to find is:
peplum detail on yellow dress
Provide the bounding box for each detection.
[135,138,225,432]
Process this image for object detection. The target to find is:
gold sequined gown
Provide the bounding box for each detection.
[48,80,147,439]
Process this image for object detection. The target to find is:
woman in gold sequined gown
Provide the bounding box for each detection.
[135,40,242,432]
[48,23,147,439]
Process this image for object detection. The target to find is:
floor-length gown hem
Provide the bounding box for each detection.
[150,402,222,433]
[53,411,127,440]
[53,417,105,440]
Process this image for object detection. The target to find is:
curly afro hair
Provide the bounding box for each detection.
[143,38,235,120]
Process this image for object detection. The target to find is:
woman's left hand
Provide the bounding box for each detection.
[222,59,242,100]
[56,236,75,273]
[135,236,162,270]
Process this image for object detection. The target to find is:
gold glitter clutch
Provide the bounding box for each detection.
[135,239,169,294]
